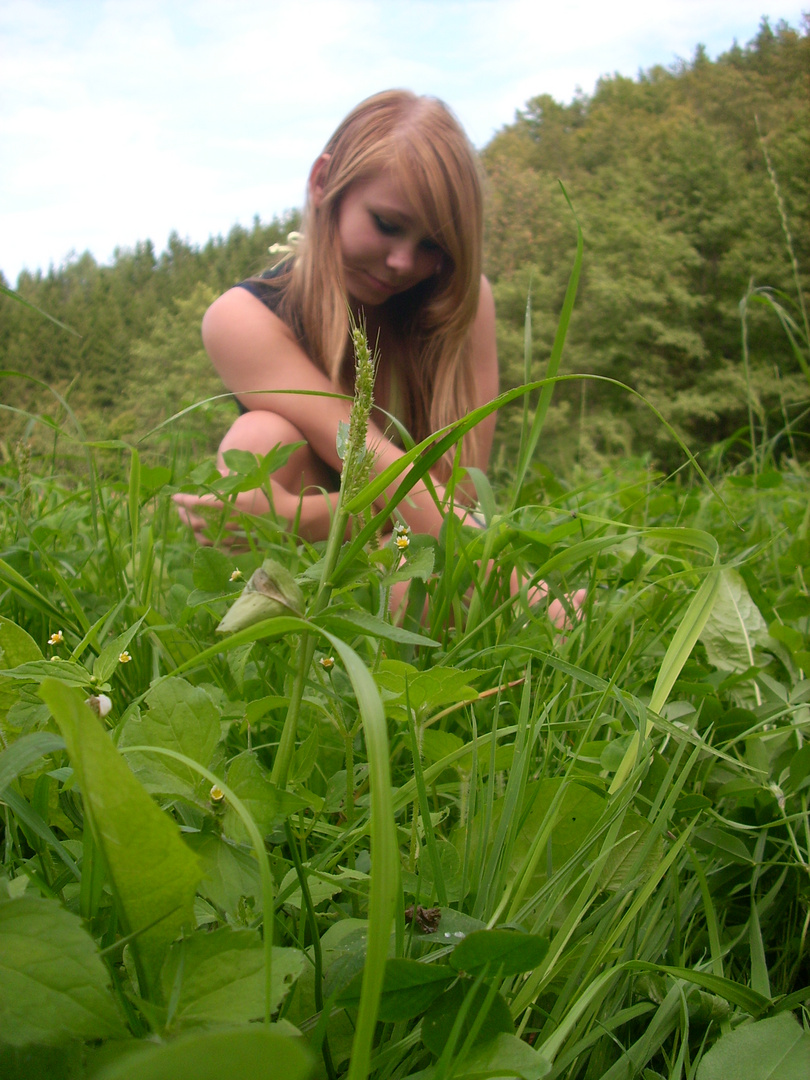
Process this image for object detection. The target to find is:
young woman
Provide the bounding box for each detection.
[174,90,582,624]
[175,89,495,544]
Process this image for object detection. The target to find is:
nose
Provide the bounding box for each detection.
[386,241,417,275]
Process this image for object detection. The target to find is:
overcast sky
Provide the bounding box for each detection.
[1,1,805,286]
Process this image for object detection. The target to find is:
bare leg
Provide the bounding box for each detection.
[217,409,338,494]
[174,409,340,543]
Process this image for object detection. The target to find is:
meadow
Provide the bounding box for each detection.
[1,249,809,1080]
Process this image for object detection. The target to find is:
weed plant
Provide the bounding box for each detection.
[1,251,809,1080]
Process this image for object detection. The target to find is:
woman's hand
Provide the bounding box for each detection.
[173,486,279,548]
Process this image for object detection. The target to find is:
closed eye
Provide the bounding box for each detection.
[372,213,399,235]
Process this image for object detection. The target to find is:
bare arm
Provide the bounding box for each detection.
[200,280,500,536]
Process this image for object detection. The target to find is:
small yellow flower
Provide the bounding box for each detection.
[230,569,243,581]
[118,650,132,664]
[393,522,410,538]
[319,656,335,671]
[395,534,410,551]
[209,784,225,802]
[48,630,64,646]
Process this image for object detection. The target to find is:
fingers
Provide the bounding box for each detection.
[547,588,588,631]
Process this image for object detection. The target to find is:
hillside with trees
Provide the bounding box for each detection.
[2,17,807,476]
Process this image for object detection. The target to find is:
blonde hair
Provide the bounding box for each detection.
[274,89,485,478]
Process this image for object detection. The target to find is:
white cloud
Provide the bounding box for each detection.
[0,0,804,283]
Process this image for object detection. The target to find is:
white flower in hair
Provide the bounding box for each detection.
[268,231,303,256]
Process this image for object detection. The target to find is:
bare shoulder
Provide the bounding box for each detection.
[202,286,294,352]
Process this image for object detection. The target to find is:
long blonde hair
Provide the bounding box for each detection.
[274,90,485,477]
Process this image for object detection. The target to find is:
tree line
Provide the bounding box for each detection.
[2,17,807,477]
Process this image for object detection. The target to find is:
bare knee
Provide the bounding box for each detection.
[217,410,336,493]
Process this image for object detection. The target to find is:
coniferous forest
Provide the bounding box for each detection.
[2,18,807,476]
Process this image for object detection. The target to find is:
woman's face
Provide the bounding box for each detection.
[335,172,444,307]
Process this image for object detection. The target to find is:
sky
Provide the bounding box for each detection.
[1,1,805,286]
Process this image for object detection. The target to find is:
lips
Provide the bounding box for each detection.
[363,271,399,294]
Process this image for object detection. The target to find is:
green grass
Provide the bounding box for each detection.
[1,392,809,1079]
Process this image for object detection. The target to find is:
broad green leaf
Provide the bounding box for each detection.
[337,957,455,1021]
[40,680,200,1000]
[0,731,65,792]
[450,929,550,977]
[700,569,770,675]
[0,896,124,1046]
[193,546,238,593]
[278,865,368,910]
[184,832,262,916]
[375,660,481,722]
[0,617,42,667]
[161,928,304,1026]
[452,1032,552,1080]
[514,779,606,879]
[599,812,663,891]
[222,754,309,843]
[95,1026,314,1080]
[3,659,92,688]
[118,678,221,798]
[421,981,514,1057]
[381,542,436,585]
[696,1012,810,1080]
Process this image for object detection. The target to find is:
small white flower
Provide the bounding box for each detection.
[209,784,225,802]
[268,231,303,256]
[118,650,132,664]
[230,569,243,582]
[319,656,335,671]
[395,534,410,551]
[48,630,64,646]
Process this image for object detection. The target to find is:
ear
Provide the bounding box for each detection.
[308,153,331,208]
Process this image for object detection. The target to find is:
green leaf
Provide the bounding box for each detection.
[0,896,125,1046]
[696,1012,810,1080]
[0,617,43,668]
[452,1032,552,1079]
[626,962,770,1017]
[450,930,550,977]
[289,726,319,785]
[92,618,145,684]
[375,660,480,722]
[337,958,455,1021]
[0,731,65,792]
[184,832,262,917]
[223,754,309,844]
[382,543,436,585]
[192,547,240,594]
[3,659,92,688]
[700,569,770,675]
[421,981,514,1057]
[39,680,200,1000]
[161,928,304,1027]
[320,609,440,648]
[94,1026,314,1080]
[118,678,221,798]
[278,865,367,910]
